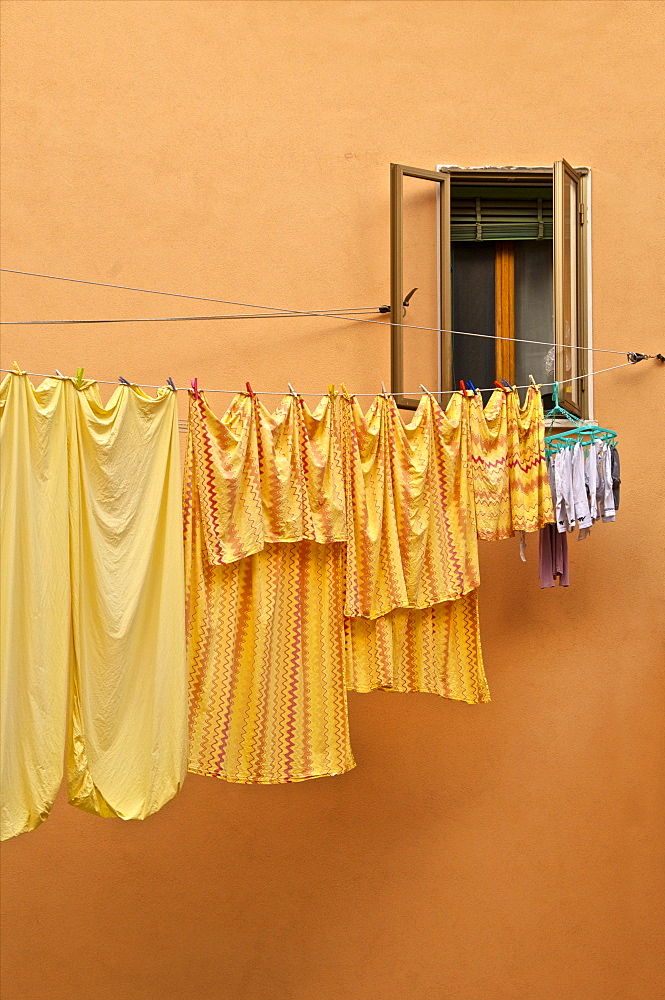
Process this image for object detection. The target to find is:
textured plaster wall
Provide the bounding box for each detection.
[1,2,664,999]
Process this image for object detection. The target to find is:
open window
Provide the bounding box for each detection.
[390,161,590,414]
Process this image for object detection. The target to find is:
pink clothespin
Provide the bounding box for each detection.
[190,378,201,400]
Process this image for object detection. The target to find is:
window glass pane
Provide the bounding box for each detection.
[451,243,495,395]
[514,240,554,388]
[401,175,440,398]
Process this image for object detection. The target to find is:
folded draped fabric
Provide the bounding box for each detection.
[184,388,521,784]
[185,392,354,783]
[0,371,187,841]
[1,372,71,840]
[2,371,553,817]
[340,391,479,618]
[339,390,487,699]
[343,596,488,701]
[468,386,554,540]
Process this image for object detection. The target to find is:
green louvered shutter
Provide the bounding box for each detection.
[451,195,553,241]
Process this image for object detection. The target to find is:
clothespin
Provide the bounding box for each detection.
[12,362,26,376]
[528,374,538,390]
[501,378,514,391]
[328,383,336,397]
[459,379,468,397]
[55,369,65,378]
[166,377,177,392]
[75,367,84,388]
[494,380,511,393]
[190,378,201,400]
[465,380,477,395]
[287,383,298,398]
[381,381,388,397]
[119,376,132,386]
[340,383,355,401]
[245,381,255,398]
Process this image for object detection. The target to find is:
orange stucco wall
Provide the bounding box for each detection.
[1,3,664,999]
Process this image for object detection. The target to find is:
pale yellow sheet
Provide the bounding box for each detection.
[1,371,70,839]
[1,372,187,839]
[65,380,188,820]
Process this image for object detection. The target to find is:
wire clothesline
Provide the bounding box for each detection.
[0,266,656,359]
[0,359,643,397]
[0,268,382,318]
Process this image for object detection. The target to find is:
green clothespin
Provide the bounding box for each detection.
[543,381,583,425]
[75,367,85,388]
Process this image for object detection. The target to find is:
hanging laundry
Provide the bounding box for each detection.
[538,523,570,588]
[1,370,70,840]
[598,442,617,522]
[184,390,354,784]
[545,389,619,545]
[344,595,488,701]
[554,442,592,533]
[506,385,555,533]
[611,446,621,511]
[65,380,188,821]
[0,371,188,840]
[468,385,554,541]
[339,389,488,701]
[340,390,480,618]
[467,388,512,540]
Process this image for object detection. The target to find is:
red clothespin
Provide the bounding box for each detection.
[190,378,201,400]
[459,379,469,398]
[246,381,255,398]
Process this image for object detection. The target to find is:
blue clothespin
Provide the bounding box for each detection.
[119,376,132,386]
[166,377,177,392]
[465,380,477,395]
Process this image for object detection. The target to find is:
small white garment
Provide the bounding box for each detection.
[554,449,573,532]
[585,440,600,522]
[599,442,616,522]
[555,444,591,534]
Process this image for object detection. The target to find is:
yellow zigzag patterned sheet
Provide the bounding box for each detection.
[184,392,354,784]
[184,387,551,783]
[468,386,554,540]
